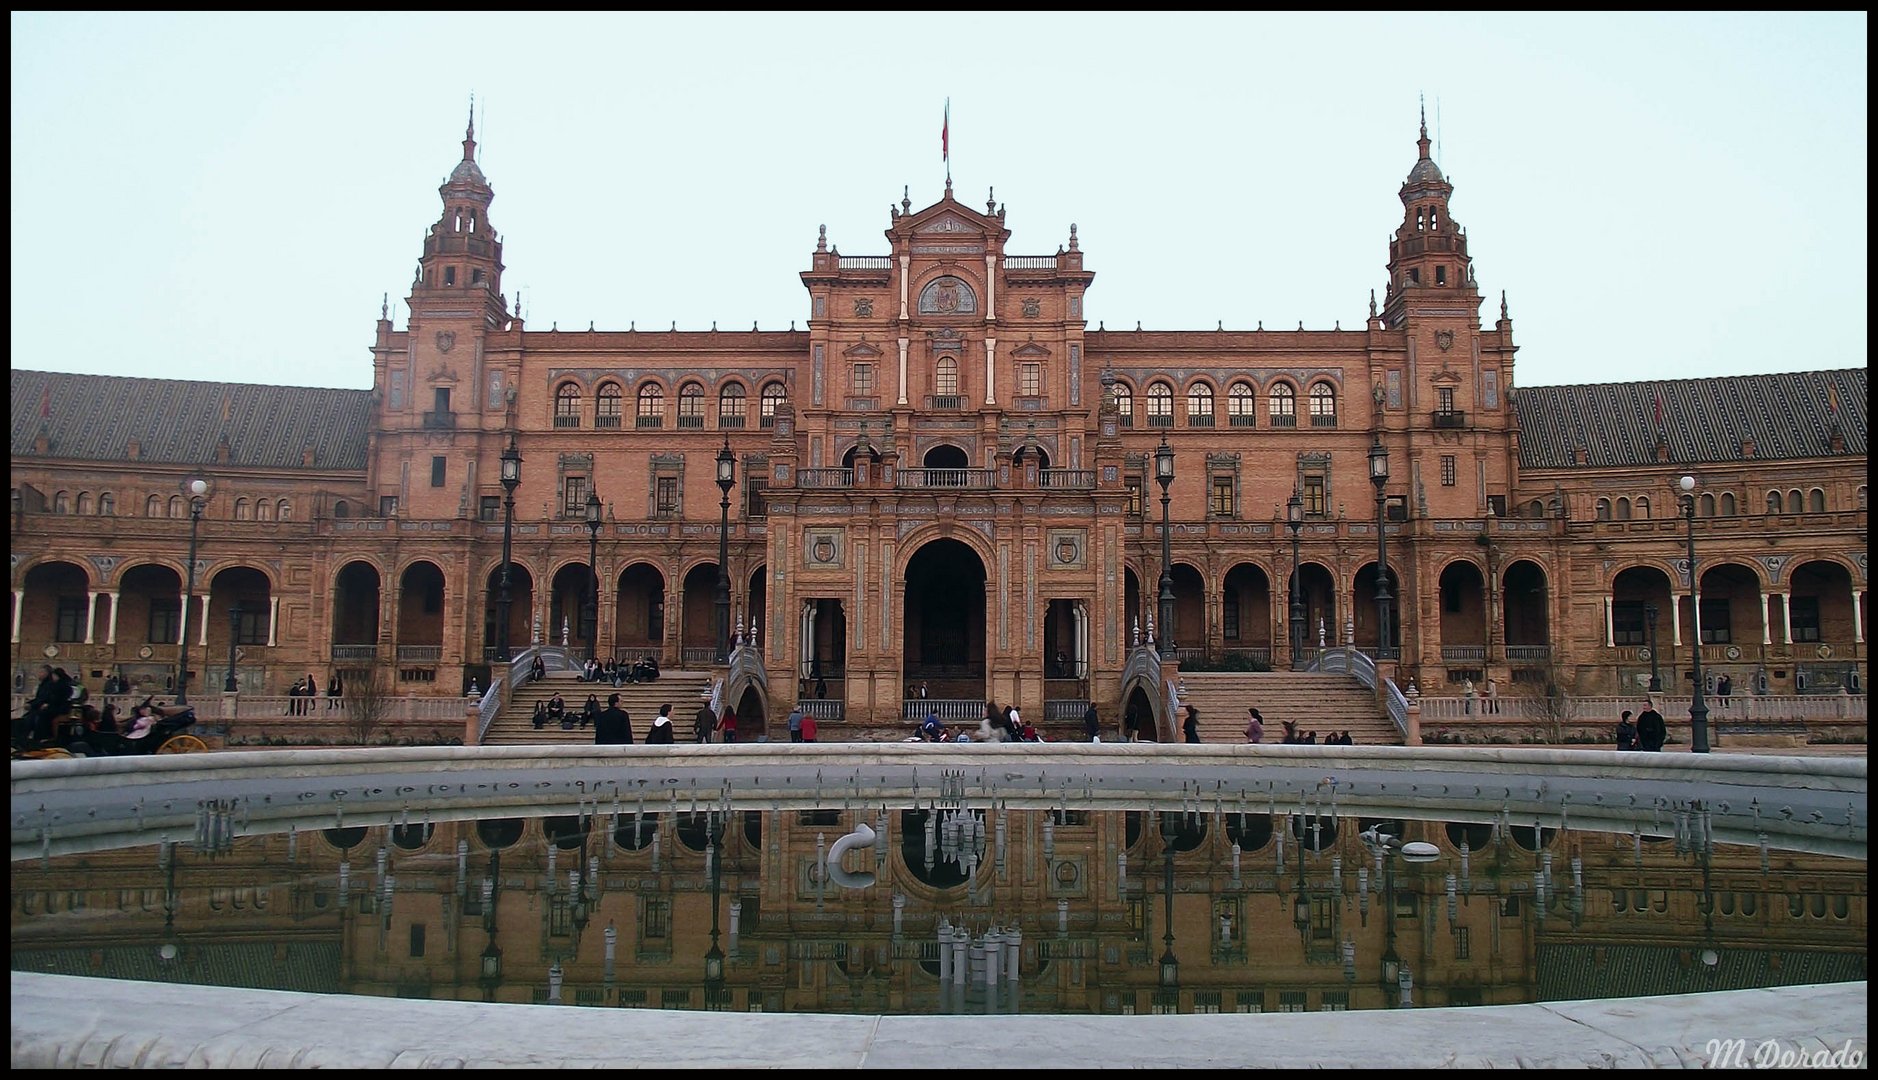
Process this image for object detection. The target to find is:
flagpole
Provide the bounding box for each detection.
[943,97,951,191]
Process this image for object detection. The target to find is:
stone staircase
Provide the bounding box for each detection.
[1176,671,1403,745]
[482,670,715,746]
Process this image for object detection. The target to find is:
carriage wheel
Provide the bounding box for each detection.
[156,735,210,754]
[30,747,74,759]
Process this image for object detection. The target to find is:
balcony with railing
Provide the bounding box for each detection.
[1441,645,1487,663]
[798,468,854,488]
[718,413,745,429]
[680,646,717,667]
[926,395,964,411]
[331,643,379,662]
[1506,645,1551,664]
[635,414,663,428]
[396,645,443,664]
[1228,413,1257,428]
[594,414,621,429]
[838,255,893,270]
[1146,413,1174,428]
[1432,409,1468,429]
[1309,413,1339,428]
[677,413,705,429]
[1270,413,1297,428]
[553,414,581,429]
[421,411,456,430]
[1002,255,1059,271]
[1187,413,1215,428]
[1040,469,1096,490]
[896,468,998,490]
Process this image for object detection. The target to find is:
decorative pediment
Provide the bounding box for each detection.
[842,341,883,359]
[916,212,977,235]
[1430,369,1464,385]
[1011,342,1052,359]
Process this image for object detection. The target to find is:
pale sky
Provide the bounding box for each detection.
[11,12,1867,391]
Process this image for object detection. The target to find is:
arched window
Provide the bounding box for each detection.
[1186,383,1215,427]
[277,499,291,521]
[1699,493,1716,517]
[719,384,746,428]
[1720,492,1737,516]
[146,494,162,517]
[1227,381,1256,427]
[595,383,623,428]
[677,382,705,428]
[1595,498,1611,520]
[1525,499,1545,519]
[1615,497,1632,520]
[75,492,92,515]
[234,498,251,521]
[98,493,114,516]
[1269,383,1297,427]
[1807,488,1826,513]
[1308,381,1338,427]
[935,358,959,400]
[1146,382,1174,427]
[1766,491,1782,514]
[1787,489,1803,514]
[53,491,69,514]
[333,500,350,518]
[169,495,183,518]
[554,383,583,428]
[1111,381,1133,427]
[1635,496,1650,519]
[1858,486,1867,511]
[256,499,273,522]
[637,384,665,428]
[759,382,786,427]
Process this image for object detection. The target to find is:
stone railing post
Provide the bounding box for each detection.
[221,689,239,744]
[465,690,483,747]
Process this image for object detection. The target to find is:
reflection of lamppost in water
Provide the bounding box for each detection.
[1363,825,1437,1008]
[704,811,727,1008]
[1157,811,1180,1005]
[223,603,243,692]
[479,850,502,1001]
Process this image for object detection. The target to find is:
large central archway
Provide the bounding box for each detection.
[903,538,987,701]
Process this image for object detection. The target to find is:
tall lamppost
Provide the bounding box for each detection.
[223,603,242,693]
[1154,434,1176,655]
[1679,474,1711,753]
[1644,603,1662,692]
[584,490,602,664]
[1287,491,1305,669]
[1368,438,1392,660]
[714,438,737,664]
[496,437,522,664]
[175,478,209,704]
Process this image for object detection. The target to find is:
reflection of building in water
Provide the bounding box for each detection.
[9,809,1866,1013]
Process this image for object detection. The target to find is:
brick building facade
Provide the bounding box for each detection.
[9,113,1867,727]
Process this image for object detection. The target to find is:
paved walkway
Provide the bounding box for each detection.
[10,972,1866,1068]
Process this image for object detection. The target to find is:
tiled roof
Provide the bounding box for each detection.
[13,941,342,993]
[11,370,372,471]
[1515,368,1866,470]
[1537,943,1865,1002]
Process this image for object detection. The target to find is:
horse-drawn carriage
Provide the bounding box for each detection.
[11,702,209,760]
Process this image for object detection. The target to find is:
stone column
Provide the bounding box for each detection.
[1759,591,1773,645]
[1779,591,1793,645]
[1669,592,1682,647]
[1603,595,1615,648]
[984,338,997,405]
[268,596,280,648]
[177,591,191,651]
[105,591,120,645]
[1690,592,1702,649]
[1854,588,1865,644]
[83,590,98,644]
[899,256,910,320]
[897,337,910,406]
[12,588,23,644]
[197,594,210,648]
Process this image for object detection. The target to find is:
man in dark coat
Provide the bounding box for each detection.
[645,703,676,744]
[1636,704,1668,752]
[1083,702,1100,741]
[694,702,716,744]
[594,694,633,745]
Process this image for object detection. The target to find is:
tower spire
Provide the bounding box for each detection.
[1417,95,1432,161]
[463,94,477,163]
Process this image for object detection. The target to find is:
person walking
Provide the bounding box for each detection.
[645,703,676,744]
[1615,710,1637,751]
[1635,703,1667,752]
[800,711,819,743]
[303,674,319,716]
[694,700,716,744]
[787,705,805,743]
[1123,706,1141,742]
[1004,704,1023,743]
[1244,707,1264,744]
[594,693,632,745]
[327,672,342,710]
[1083,701,1100,742]
[717,705,738,743]
[1183,704,1201,744]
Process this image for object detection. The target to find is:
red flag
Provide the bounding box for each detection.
[941,98,950,164]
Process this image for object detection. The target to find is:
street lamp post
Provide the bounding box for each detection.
[1368,438,1392,661]
[584,490,602,664]
[175,478,209,704]
[1644,603,1662,693]
[715,438,737,664]
[496,438,522,664]
[1154,434,1176,655]
[1287,492,1305,670]
[223,603,242,693]
[1679,475,1711,753]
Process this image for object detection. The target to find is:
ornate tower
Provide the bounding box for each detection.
[1381,107,1479,329]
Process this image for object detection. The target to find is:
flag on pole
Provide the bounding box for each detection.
[942,98,950,165]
